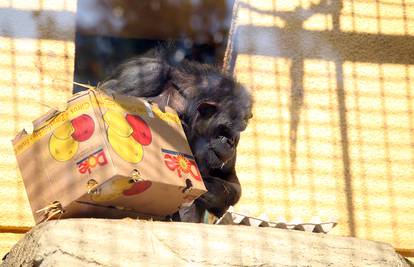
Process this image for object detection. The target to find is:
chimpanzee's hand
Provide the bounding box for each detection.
[195,175,241,218]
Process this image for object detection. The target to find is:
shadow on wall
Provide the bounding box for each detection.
[228,0,414,244]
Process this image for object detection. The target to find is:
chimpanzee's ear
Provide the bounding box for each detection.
[197,102,218,119]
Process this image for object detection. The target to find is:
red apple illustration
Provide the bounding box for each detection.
[71,114,95,142]
[125,114,152,146]
[123,180,152,196]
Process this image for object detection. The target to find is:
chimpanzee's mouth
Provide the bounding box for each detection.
[213,150,224,163]
[211,149,232,169]
[200,137,234,170]
[212,136,234,164]
[205,146,226,170]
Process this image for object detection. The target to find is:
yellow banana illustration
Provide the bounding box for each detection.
[103,110,133,137]
[107,128,143,163]
[111,177,133,191]
[90,177,132,202]
[91,186,121,202]
[49,134,78,161]
[53,121,74,139]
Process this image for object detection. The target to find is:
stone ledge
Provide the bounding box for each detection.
[1,219,409,267]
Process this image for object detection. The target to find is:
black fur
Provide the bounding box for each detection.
[100,50,253,220]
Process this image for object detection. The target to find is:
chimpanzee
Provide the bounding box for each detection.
[100,49,253,221]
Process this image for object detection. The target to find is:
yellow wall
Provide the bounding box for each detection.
[232,0,414,249]
[0,0,76,256]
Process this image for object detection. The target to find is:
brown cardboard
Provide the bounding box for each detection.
[12,89,206,224]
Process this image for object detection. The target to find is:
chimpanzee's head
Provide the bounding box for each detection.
[169,62,253,173]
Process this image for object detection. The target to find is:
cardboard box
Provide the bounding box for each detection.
[12,89,206,223]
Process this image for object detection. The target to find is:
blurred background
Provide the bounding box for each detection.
[0,0,413,260]
[73,0,235,92]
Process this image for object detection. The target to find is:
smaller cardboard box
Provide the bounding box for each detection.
[12,89,206,223]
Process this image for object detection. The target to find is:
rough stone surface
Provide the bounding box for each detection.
[1,219,409,267]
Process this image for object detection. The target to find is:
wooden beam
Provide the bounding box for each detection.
[235,26,414,64]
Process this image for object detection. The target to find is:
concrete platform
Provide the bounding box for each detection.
[1,218,409,267]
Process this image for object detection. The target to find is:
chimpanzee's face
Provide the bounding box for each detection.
[166,64,253,174]
[184,87,253,173]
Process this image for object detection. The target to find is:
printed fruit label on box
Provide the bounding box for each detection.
[49,114,95,161]
[103,110,152,163]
